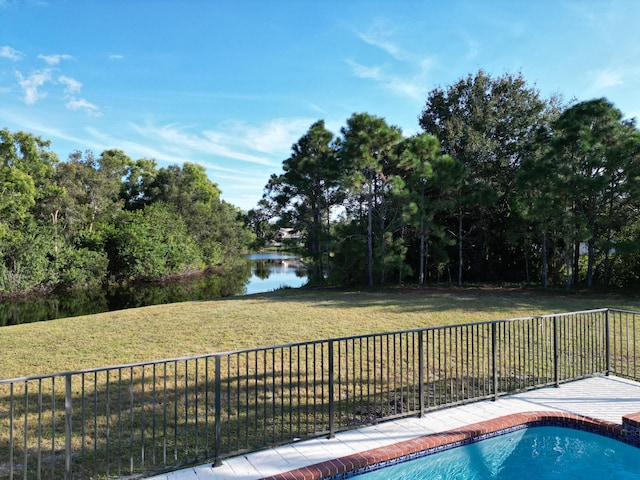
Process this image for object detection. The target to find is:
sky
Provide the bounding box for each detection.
[1,0,639,211]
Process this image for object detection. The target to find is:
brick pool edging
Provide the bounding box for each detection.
[258,411,640,480]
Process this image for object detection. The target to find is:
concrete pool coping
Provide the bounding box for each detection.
[149,375,640,480]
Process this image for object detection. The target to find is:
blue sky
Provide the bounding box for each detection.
[1,0,639,211]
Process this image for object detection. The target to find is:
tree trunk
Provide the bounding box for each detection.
[565,243,573,292]
[326,198,331,283]
[458,208,463,287]
[418,215,425,285]
[524,247,530,285]
[587,238,595,288]
[312,202,323,283]
[379,195,385,285]
[367,180,374,287]
[541,230,548,289]
[573,239,580,286]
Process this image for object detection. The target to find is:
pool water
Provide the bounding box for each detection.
[355,426,640,479]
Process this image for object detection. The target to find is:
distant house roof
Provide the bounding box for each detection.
[275,228,301,240]
[268,228,302,246]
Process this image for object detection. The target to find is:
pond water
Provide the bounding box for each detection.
[0,253,307,326]
[244,253,308,295]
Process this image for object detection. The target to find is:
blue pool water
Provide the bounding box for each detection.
[355,426,640,479]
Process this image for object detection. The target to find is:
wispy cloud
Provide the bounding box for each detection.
[585,63,640,100]
[347,20,435,100]
[345,59,384,81]
[589,68,624,91]
[130,123,273,166]
[345,57,432,100]
[126,118,313,168]
[0,109,91,147]
[65,97,101,116]
[38,53,73,65]
[358,20,411,63]
[0,45,23,60]
[58,75,82,94]
[231,118,315,155]
[108,54,124,60]
[308,102,328,116]
[16,69,52,104]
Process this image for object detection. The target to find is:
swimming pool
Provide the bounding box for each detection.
[354,426,640,479]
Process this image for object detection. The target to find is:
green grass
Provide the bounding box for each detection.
[2,285,639,479]
[2,285,640,380]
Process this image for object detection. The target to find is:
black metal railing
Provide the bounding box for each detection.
[1,308,639,479]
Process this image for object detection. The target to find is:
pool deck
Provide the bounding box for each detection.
[149,375,640,480]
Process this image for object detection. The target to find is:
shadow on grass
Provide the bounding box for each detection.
[243,285,640,315]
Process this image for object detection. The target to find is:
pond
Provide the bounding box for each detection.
[244,253,308,294]
[0,253,307,326]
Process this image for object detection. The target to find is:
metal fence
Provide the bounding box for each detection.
[1,308,639,479]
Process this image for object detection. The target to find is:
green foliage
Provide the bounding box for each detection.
[264,120,340,283]
[261,71,640,291]
[420,70,557,283]
[3,68,640,295]
[339,113,405,286]
[0,220,54,293]
[55,246,109,289]
[396,133,464,284]
[541,99,640,288]
[245,200,279,248]
[0,130,253,294]
[137,162,253,265]
[106,203,204,281]
[326,220,368,286]
[0,164,36,238]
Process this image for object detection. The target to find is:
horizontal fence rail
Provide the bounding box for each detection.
[1,308,639,479]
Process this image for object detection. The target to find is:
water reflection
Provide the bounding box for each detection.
[243,253,308,295]
[0,253,307,326]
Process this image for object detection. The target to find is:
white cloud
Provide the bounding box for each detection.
[358,23,407,62]
[0,109,93,150]
[16,69,52,104]
[130,122,274,166]
[346,59,384,80]
[126,118,314,168]
[58,75,82,94]
[233,118,315,155]
[108,54,124,60]
[308,102,328,116]
[345,57,431,101]
[65,97,101,116]
[15,69,98,114]
[357,19,431,65]
[589,68,624,91]
[38,53,73,65]
[0,45,23,60]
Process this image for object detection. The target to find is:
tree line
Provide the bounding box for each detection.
[251,71,640,290]
[0,138,254,295]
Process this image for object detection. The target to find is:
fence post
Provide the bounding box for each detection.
[328,340,335,439]
[492,322,498,401]
[65,374,73,480]
[213,355,222,467]
[418,330,425,416]
[553,315,560,387]
[605,309,611,376]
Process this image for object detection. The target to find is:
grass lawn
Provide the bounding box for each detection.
[2,285,640,379]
